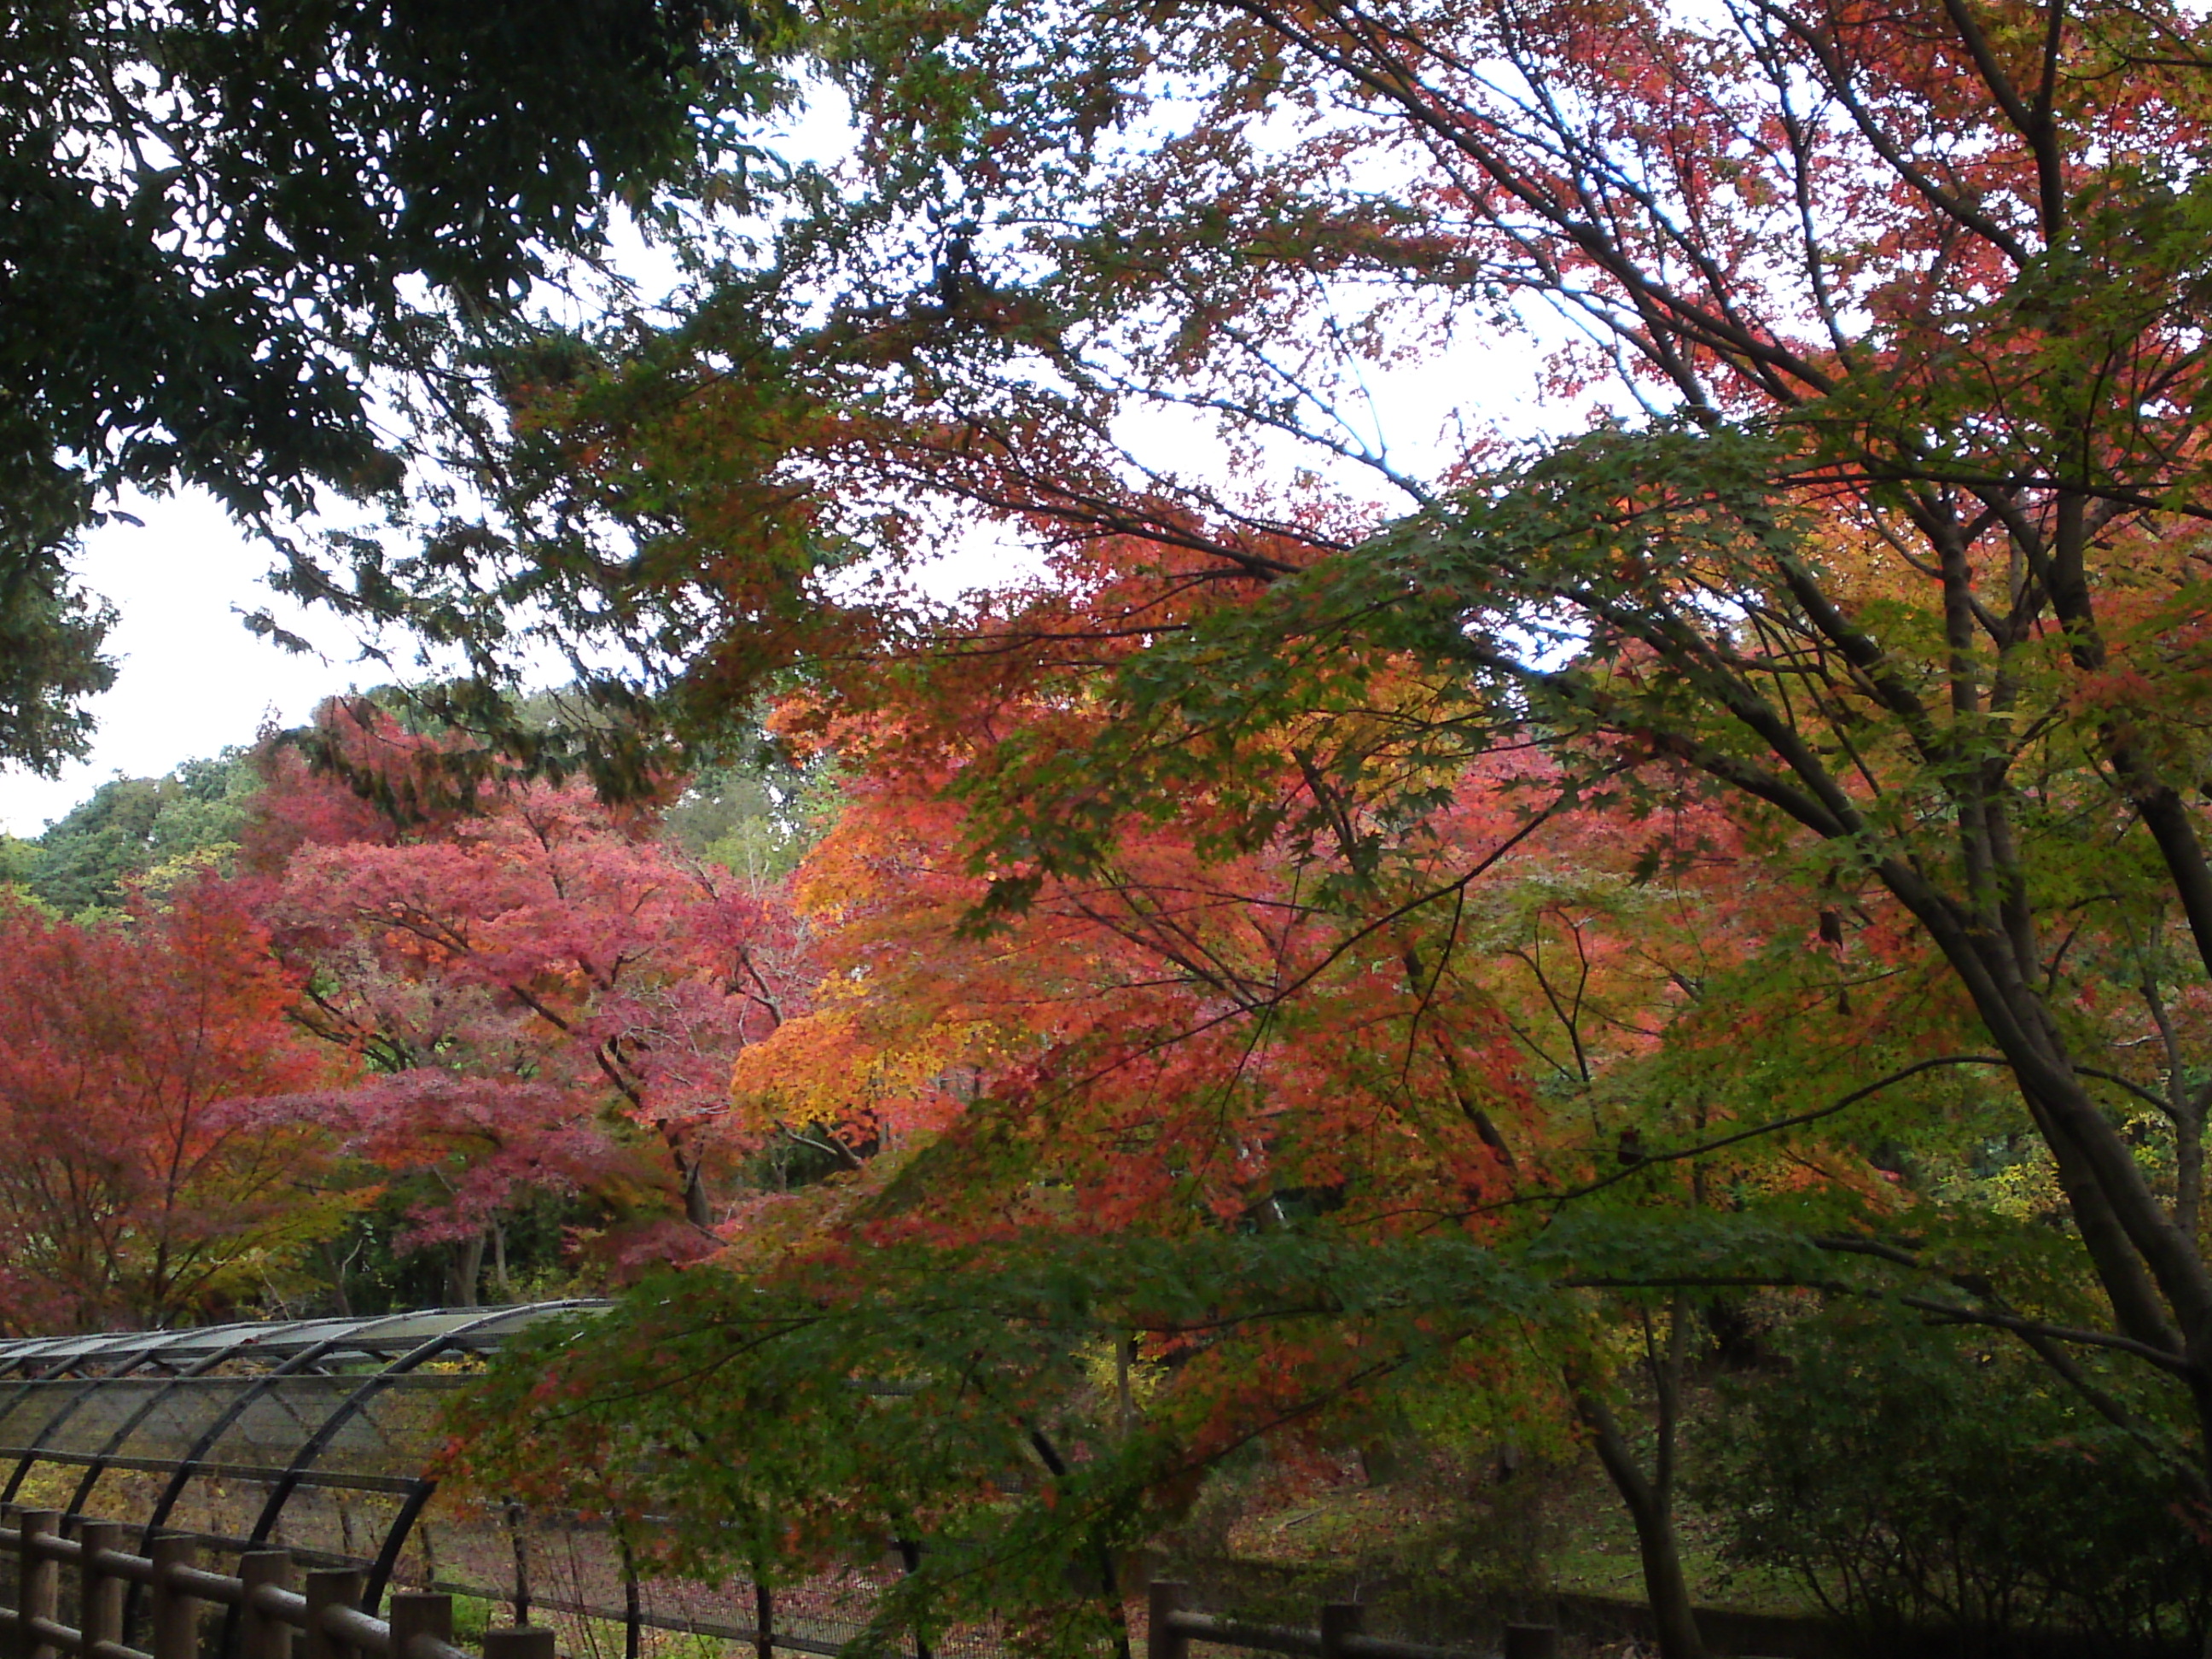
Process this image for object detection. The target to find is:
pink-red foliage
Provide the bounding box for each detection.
[259,704,809,1254]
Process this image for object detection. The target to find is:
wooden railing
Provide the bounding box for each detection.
[1146,1583,1558,1659]
[2,1522,1570,1659]
[0,1511,556,1659]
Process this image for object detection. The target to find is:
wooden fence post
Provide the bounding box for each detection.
[1146,1581,1187,1659]
[481,1629,555,1659]
[148,1536,199,1659]
[239,1551,293,1659]
[1318,1604,1364,1659]
[302,1569,363,1659]
[77,1522,124,1659]
[1500,1627,1557,1659]
[387,1593,451,1659]
[15,1511,57,1659]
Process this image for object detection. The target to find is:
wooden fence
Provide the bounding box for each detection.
[0,1511,552,1659]
[1145,1582,1558,1659]
[0,1521,1616,1659]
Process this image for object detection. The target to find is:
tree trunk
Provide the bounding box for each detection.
[1579,1388,1707,1659]
[682,1154,712,1228]
[1571,1297,1707,1659]
[444,1230,486,1307]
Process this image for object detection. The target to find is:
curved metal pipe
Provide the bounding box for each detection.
[362,1478,441,1613]
[136,1311,429,1548]
[242,1305,593,1605]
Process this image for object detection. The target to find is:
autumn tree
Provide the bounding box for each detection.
[720,659,2086,1631]
[259,702,809,1280]
[730,699,1536,1220]
[0,880,350,1330]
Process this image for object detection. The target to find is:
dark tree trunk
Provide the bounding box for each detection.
[444,1230,486,1307]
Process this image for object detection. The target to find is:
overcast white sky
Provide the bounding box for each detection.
[0,494,370,837]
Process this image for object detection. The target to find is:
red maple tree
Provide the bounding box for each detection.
[256,702,810,1266]
[0,879,349,1330]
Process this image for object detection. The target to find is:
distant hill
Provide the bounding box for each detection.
[0,748,260,915]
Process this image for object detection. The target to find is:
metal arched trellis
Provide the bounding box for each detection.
[0,1306,961,1659]
[0,1306,599,1614]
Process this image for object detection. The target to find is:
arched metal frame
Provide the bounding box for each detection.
[139,1310,442,1546]
[1,1334,199,1504]
[242,1306,538,1610]
[64,1332,277,1515]
[0,1304,945,1659]
[0,1304,605,1604]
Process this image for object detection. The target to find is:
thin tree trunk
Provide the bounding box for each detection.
[492,1218,512,1301]
[1570,1295,1707,1659]
[1579,1387,1707,1659]
[682,1154,712,1228]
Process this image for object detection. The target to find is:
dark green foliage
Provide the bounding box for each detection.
[1699,1305,2212,1652]
[23,745,259,912]
[0,0,788,771]
[455,1232,1565,1658]
[0,428,116,772]
[0,565,114,777]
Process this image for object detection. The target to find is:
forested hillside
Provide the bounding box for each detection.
[2,749,260,914]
